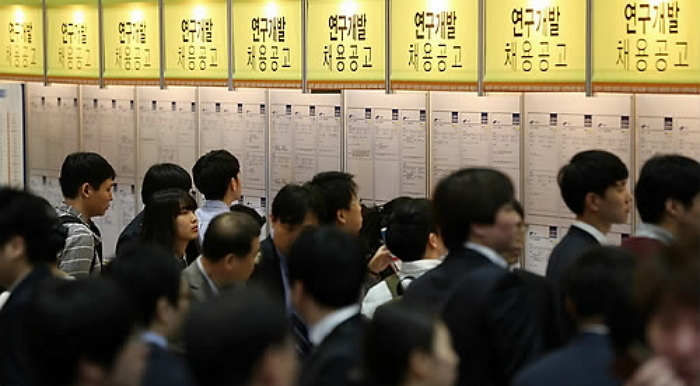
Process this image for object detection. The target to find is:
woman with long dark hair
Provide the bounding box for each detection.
[141,189,199,269]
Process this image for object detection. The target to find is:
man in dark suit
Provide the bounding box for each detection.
[546,150,631,341]
[0,188,66,386]
[289,227,367,386]
[513,246,635,386]
[182,212,261,303]
[621,155,700,259]
[403,168,543,386]
[109,244,195,386]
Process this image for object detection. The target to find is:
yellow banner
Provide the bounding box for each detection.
[390,0,477,90]
[46,0,100,81]
[164,0,228,84]
[103,0,160,83]
[307,0,385,89]
[485,0,586,91]
[593,0,700,92]
[0,3,44,79]
[233,0,301,88]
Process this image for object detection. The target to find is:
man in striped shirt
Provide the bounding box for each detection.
[55,152,116,278]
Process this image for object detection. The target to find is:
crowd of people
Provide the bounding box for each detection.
[0,148,698,386]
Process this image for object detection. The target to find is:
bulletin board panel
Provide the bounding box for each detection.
[0,83,25,188]
[199,87,269,225]
[345,90,428,204]
[81,85,138,258]
[523,92,634,275]
[429,92,522,198]
[635,94,700,171]
[26,83,80,207]
[136,87,197,206]
[269,89,342,196]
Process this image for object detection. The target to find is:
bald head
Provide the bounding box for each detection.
[203,212,261,262]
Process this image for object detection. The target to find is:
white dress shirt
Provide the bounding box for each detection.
[309,304,360,347]
[465,242,509,269]
[572,221,609,245]
[196,200,230,244]
[634,223,674,245]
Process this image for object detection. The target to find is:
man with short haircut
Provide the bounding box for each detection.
[289,226,367,386]
[182,212,261,302]
[109,244,195,386]
[56,152,116,277]
[184,287,297,386]
[546,150,632,287]
[622,155,700,258]
[308,171,363,235]
[192,150,242,242]
[0,188,67,386]
[117,163,192,255]
[405,168,541,386]
[23,278,147,386]
[251,184,323,357]
[513,246,635,386]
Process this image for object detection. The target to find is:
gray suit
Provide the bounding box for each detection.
[181,257,217,303]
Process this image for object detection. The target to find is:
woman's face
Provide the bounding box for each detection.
[175,207,199,242]
[647,301,700,386]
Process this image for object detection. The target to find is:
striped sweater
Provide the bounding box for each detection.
[55,203,102,278]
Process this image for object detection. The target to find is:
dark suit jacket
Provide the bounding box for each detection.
[142,343,195,386]
[545,226,601,343]
[514,269,565,352]
[402,247,493,311]
[299,314,366,386]
[0,267,52,386]
[512,332,621,386]
[181,258,217,303]
[442,262,543,386]
[250,236,286,305]
[545,226,600,287]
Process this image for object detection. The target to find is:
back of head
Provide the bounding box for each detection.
[109,244,182,328]
[59,152,116,199]
[558,150,628,215]
[288,226,365,308]
[185,286,290,386]
[562,246,635,322]
[24,278,134,386]
[359,197,413,258]
[386,198,437,262]
[271,184,324,225]
[362,303,437,386]
[141,163,192,204]
[192,150,240,200]
[308,171,357,224]
[0,188,66,267]
[203,212,261,262]
[230,204,266,229]
[141,189,197,250]
[433,168,514,250]
[635,155,700,224]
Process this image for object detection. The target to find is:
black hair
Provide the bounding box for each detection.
[635,155,700,224]
[141,163,192,204]
[433,168,514,250]
[141,189,198,255]
[361,303,439,386]
[271,184,325,225]
[359,197,413,260]
[203,212,261,262]
[185,286,290,386]
[108,244,182,328]
[192,150,240,201]
[230,204,266,229]
[59,152,116,199]
[288,226,365,308]
[24,278,135,386]
[562,246,635,320]
[0,188,66,266]
[386,198,437,262]
[308,171,358,225]
[558,150,629,216]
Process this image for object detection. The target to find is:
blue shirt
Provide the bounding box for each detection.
[141,331,168,349]
[196,200,230,244]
